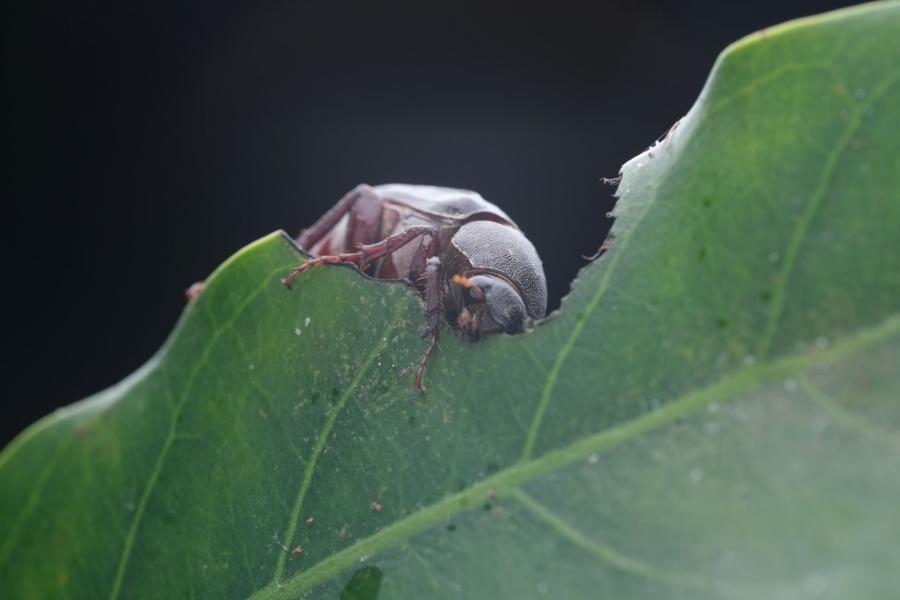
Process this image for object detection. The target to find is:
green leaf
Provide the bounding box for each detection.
[4,2,900,598]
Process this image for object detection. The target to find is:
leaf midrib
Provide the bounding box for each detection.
[249,312,900,600]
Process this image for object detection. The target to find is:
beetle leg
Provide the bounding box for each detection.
[283,226,435,289]
[415,256,442,391]
[422,257,442,337]
[297,184,377,250]
[583,232,616,261]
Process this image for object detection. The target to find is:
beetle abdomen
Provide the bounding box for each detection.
[450,221,547,320]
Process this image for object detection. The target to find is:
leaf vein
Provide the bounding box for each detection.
[108,264,293,599]
[756,69,900,358]
[520,164,667,461]
[800,375,900,449]
[510,489,717,593]
[0,438,70,566]
[269,300,406,584]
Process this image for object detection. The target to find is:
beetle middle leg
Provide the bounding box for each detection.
[283,226,435,289]
[414,256,443,391]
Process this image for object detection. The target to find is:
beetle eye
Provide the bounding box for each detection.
[464,274,527,334]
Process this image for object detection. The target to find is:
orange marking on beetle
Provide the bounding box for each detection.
[451,274,474,288]
[452,274,484,300]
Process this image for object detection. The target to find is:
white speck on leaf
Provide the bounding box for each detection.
[689,467,703,483]
[803,573,828,595]
[703,422,720,435]
[304,317,311,327]
[812,414,830,434]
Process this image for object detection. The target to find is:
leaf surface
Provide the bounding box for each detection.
[3,3,900,598]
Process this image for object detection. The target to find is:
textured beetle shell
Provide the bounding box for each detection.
[374,184,516,225]
[450,221,547,320]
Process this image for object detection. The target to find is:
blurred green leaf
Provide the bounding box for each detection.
[3,2,900,598]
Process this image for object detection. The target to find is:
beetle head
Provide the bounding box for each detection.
[452,273,527,341]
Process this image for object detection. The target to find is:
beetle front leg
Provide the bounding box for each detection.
[283,226,435,289]
[414,256,442,391]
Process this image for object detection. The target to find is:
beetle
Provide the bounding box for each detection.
[283,183,547,390]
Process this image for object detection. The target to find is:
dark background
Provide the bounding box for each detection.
[3,0,848,445]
